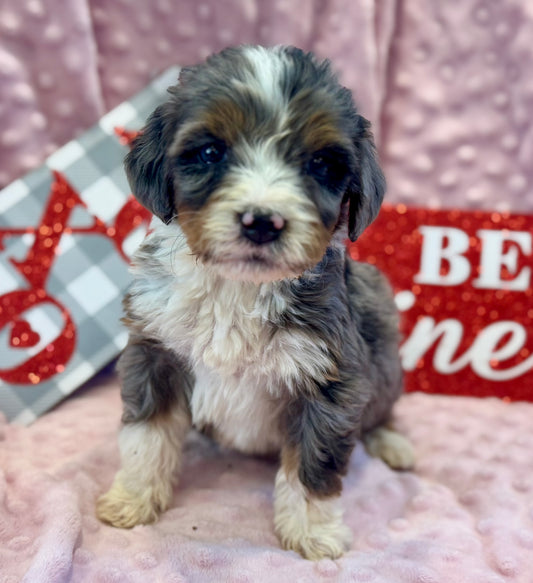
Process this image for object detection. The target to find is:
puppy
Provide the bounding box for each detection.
[97,45,414,560]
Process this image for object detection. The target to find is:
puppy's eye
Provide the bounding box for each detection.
[198,143,226,165]
[307,150,349,190]
[308,155,331,180]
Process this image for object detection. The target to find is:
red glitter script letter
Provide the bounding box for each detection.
[0,173,87,384]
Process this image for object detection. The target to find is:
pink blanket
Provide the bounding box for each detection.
[2,369,533,581]
[4,0,532,214]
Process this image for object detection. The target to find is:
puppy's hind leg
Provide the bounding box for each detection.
[363,425,415,471]
[97,337,193,528]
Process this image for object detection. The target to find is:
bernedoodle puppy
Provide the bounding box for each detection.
[97,45,414,560]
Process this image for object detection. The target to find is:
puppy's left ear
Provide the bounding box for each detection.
[125,103,177,224]
[345,116,386,242]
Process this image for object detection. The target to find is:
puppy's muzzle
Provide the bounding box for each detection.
[239,210,286,245]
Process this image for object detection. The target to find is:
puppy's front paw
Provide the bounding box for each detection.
[96,477,168,528]
[278,516,353,560]
[363,426,415,470]
[275,476,352,560]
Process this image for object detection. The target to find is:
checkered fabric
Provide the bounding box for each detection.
[0,67,180,424]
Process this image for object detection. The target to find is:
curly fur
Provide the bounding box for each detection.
[97,45,414,560]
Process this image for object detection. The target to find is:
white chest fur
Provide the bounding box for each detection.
[190,363,284,454]
[128,223,333,453]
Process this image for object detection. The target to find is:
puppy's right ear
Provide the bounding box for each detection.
[125,104,177,224]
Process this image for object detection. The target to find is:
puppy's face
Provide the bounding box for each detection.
[126,46,385,283]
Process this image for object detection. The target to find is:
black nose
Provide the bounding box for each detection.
[240,211,286,245]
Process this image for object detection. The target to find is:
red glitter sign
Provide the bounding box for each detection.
[349,205,533,402]
[2,127,531,402]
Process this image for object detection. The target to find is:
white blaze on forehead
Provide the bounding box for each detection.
[237,133,293,178]
[241,45,289,108]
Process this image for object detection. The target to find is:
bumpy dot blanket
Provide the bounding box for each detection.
[2,369,533,582]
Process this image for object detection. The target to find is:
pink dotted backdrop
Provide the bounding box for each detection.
[380,1,533,214]
[2,0,532,216]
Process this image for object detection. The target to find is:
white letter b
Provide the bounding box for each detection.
[414,226,471,286]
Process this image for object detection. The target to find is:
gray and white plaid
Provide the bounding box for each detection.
[0,67,180,424]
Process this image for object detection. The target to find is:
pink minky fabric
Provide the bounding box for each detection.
[2,0,533,214]
[0,0,391,188]
[1,369,533,582]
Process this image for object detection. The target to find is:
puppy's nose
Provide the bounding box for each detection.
[240,211,286,245]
